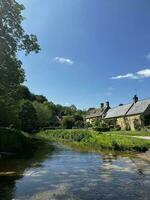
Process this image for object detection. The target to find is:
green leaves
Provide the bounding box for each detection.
[0,0,40,128]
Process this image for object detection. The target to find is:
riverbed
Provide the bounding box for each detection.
[0,143,150,200]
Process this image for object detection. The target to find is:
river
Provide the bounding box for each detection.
[0,143,150,200]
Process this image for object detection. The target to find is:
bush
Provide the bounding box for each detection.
[93,127,110,132]
[61,116,75,129]
[0,127,32,152]
[114,125,121,131]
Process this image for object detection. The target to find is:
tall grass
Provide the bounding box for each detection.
[104,130,150,136]
[38,130,150,152]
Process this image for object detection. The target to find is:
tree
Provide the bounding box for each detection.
[19,100,38,133]
[33,101,58,128]
[16,85,32,100]
[35,95,48,103]
[0,0,40,96]
[61,116,75,129]
[73,114,84,128]
[0,96,20,128]
[0,0,40,128]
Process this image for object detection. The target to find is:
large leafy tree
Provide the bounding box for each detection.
[33,101,59,128]
[0,0,40,128]
[0,0,40,96]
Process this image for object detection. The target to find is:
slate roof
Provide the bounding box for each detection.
[127,98,150,116]
[105,98,150,119]
[105,103,132,119]
[86,107,108,119]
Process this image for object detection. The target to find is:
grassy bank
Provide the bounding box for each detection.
[38,129,150,152]
[104,130,150,136]
[0,127,43,153]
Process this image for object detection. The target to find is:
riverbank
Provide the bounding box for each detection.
[0,127,44,155]
[38,129,150,152]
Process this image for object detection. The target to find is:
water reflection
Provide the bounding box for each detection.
[0,144,150,200]
[0,144,54,200]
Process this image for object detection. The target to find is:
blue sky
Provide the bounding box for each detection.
[18,0,150,109]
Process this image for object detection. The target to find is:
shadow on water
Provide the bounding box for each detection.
[0,143,150,200]
[0,143,55,200]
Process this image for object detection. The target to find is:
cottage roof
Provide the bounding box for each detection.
[105,98,150,119]
[86,107,108,119]
[127,98,150,116]
[105,103,132,119]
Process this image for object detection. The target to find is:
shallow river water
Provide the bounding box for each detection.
[0,144,150,200]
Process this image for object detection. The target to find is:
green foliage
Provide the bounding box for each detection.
[0,0,40,96]
[35,95,48,103]
[144,114,150,126]
[0,0,40,129]
[38,130,150,152]
[16,85,33,100]
[61,116,75,129]
[104,130,150,136]
[92,118,110,132]
[33,101,59,128]
[0,127,32,152]
[19,100,38,133]
[0,96,20,128]
[133,118,141,131]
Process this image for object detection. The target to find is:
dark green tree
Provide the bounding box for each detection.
[0,0,40,96]
[61,116,75,129]
[19,100,38,133]
[0,0,40,127]
[35,95,48,103]
[16,85,32,100]
[33,101,58,128]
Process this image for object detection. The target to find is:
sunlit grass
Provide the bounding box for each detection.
[38,129,150,152]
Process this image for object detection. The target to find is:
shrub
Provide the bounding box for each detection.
[0,127,32,152]
[93,127,110,132]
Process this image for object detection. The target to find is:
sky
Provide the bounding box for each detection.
[17,0,150,109]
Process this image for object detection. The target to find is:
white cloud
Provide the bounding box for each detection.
[137,69,150,78]
[111,73,138,80]
[111,68,150,80]
[54,57,74,65]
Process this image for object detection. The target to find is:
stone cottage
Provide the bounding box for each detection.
[86,95,150,130]
[85,102,110,124]
[105,95,150,130]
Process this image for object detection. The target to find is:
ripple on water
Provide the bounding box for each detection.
[0,144,150,200]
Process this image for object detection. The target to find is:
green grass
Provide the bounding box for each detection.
[0,127,43,153]
[105,130,150,136]
[38,129,150,152]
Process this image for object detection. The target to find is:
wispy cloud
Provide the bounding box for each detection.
[111,73,138,80]
[53,57,74,65]
[111,68,150,80]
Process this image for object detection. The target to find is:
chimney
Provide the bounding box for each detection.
[106,101,110,108]
[133,95,138,103]
[100,103,104,109]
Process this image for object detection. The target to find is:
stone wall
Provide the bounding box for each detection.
[86,118,93,124]
[116,115,143,131]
